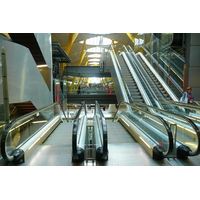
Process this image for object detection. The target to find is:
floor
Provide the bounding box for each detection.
[97,122,170,166]
[15,122,74,166]
[13,120,171,166]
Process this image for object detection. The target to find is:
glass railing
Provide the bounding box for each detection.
[1,102,67,162]
[67,87,115,95]
[194,101,200,106]
[114,102,173,158]
[158,100,200,129]
[141,34,184,96]
[94,101,108,161]
[133,102,200,157]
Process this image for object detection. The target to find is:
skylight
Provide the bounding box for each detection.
[89,33,113,35]
[80,36,115,46]
[88,54,101,58]
[135,38,144,45]
[88,36,111,45]
[89,62,99,65]
[87,47,108,53]
[88,59,100,62]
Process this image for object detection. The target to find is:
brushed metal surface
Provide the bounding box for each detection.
[1,39,53,109]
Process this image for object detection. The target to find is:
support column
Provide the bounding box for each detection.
[185,33,200,100]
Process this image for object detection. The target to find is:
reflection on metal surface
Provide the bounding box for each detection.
[32,120,48,124]
[139,136,151,148]
[1,39,52,109]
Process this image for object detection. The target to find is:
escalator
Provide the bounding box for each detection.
[108,46,200,159]
[122,46,179,108]
[133,101,200,158]
[72,101,108,165]
[0,100,108,166]
[0,102,69,165]
[114,101,174,160]
[117,55,144,103]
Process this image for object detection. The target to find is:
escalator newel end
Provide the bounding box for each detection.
[11,149,25,164]
[177,145,191,159]
[72,147,84,162]
[152,146,163,160]
[96,147,108,162]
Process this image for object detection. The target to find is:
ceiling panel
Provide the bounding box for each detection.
[51,33,136,66]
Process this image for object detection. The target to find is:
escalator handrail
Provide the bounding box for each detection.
[95,101,108,160]
[1,102,67,161]
[72,101,86,161]
[114,101,174,157]
[158,100,200,110]
[74,101,86,119]
[109,46,129,103]
[133,101,200,156]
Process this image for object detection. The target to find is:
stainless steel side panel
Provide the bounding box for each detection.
[0,39,53,109]
[34,33,52,69]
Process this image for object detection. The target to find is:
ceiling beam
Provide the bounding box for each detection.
[112,40,117,53]
[126,33,135,44]
[78,40,87,66]
[84,60,88,66]
[65,33,79,55]
[2,33,11,38]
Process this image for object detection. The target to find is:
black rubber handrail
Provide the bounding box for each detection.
[95,101,108,161]
[72,101,86,162]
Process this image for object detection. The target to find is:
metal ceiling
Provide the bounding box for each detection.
[51,33,138,67]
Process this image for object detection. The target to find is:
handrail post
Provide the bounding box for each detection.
[170,124,177,158]
[183,64,187,91]
[1,49,10,126]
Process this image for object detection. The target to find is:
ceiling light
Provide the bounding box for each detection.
[37,64,48,67]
